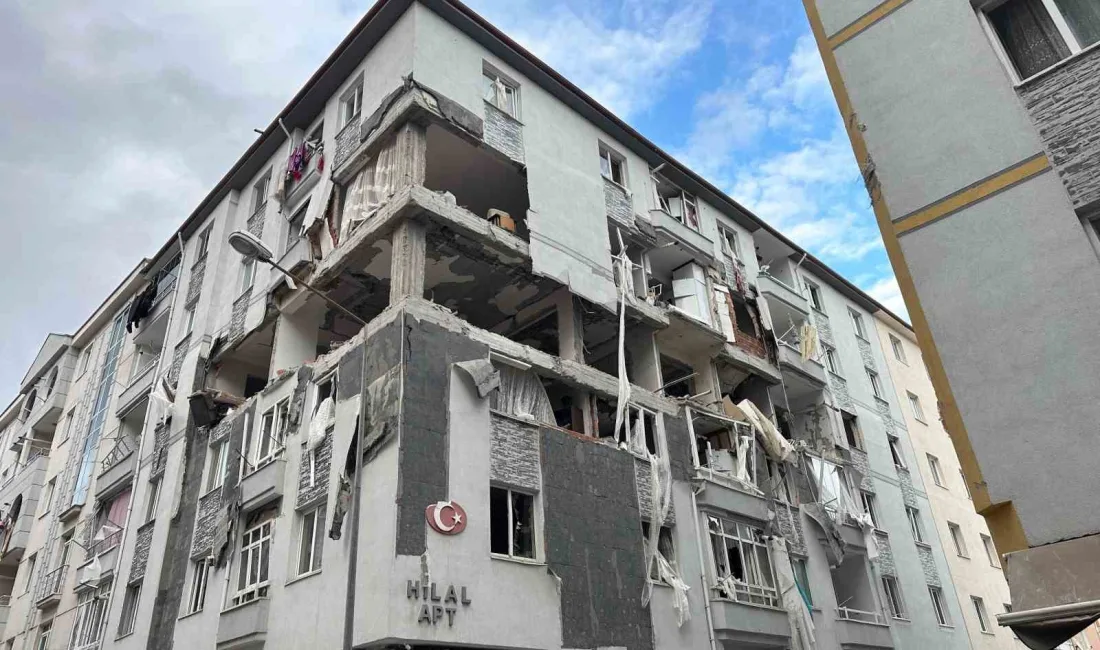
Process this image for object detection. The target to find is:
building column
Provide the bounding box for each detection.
[625,328,661,391]
[393,122,427,188]
[269,298,326,379]
[390,219,426,303]
[555,289,584,363]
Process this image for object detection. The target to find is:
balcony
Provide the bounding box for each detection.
[648,208,714,264]
[217,598,270,650]
[35,565,67,609]
[240,459,286,513]
[776,341,827,388]
[96,438,137,502]
[115,357,159,418]
[24,389,65,435]
[710,596,792,648]
[757,271,809,331]
[834,608,894,648]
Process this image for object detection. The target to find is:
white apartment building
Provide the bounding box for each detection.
[875,315,1018,650]
[0,2,983,650]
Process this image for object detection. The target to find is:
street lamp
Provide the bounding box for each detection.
[228,230,367,650]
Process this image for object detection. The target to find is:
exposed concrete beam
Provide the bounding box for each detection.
[390,219,427,303]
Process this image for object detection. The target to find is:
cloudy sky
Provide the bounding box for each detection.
[0,0,904,400]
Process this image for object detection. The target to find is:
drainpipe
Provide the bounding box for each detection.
[101,233,185,636]
[684,406,718,650]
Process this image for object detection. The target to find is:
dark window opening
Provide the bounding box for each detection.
[843,413,863,450]
[490,486,535,559]
[660,355,694,399]
[641,522,676,580]
[508,310,558,356]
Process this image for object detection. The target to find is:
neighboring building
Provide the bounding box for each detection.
[875,313,1017,649]
[0,2,981,650]
[801,0,1100,646]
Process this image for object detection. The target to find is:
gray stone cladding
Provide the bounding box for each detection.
[633,457,676,525]
[857,336,877,371]
[875,397,897,438]
[209,417,233,444]
[1018,46,1100,209]
[849,448,875,492]
[130,521,155,583]
[603,177,634,230]
[483,103,525,164]
[814,313,854,411]
[246,202,266,239]
[898,469,919,508]
[185,256,205,306]
[334,117,361,170]
[917,544,941,586]
[297,434,332,509]
[150,420,169,477]
[831,375,854,412]
[775,505,806,556]
[489,414,541,492]
[169,335,190,386]
[873,530,896,576]
[229,289,251,342]
[191,489,222,558]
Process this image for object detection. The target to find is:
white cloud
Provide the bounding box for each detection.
[863,274,910,322]
[472,0,713,119]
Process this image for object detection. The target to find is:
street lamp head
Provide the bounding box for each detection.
[228,230,274,262]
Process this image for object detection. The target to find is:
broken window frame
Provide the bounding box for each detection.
[313,373,336,417]
[340,77,363,128]
[766,459,794,503]
[882,575,908,620]
[195,225,212,263]
[641,522,677,583]
[696,418,759,491]
[843,413,863,450]
[482,66,520,119]
[615,404,661,457]
[792,557,812,606]
[929,586,951,626]
[860,491,879,528]
[810,456,855,516]
[296,504,326,576]
[254,399,290,470]
[599,144,627,187]
[286,199,310,255]
[651,170,701,232]
[824,345,840,375]
[238,410,254,479]
[707,516,779,608]
[805,280,824,311]
[888,435,906,469]
[233,516,273,606]
[489,486,537,561]
[906,506,926,544]
[719,226,741,261]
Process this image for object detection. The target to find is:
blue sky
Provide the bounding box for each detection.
[0,0,902,401]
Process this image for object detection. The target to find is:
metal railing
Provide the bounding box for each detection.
[714,579,780,608]
[837,606,885,625]
[100,437,136,474]
[35,564,67,603]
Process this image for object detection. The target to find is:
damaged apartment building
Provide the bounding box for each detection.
[0,1,978,650]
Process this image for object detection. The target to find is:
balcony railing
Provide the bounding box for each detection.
[714,579,780,608]
[836,606,885,625]
[101,437,136,474]
[35,565,67,604]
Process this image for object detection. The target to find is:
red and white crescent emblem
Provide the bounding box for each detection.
[426,500,467,535]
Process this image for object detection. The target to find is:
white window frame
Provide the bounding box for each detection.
[805,281,823,311]
[297,504,326,576]
[867,369,884,399]
[961,469,973,500]
[860,491,879,528]
[254,401,287,469]
[906,506,925,543]
[35,623,50,650]
[117,583,140,637]
[233,518,273,606]
[490,486,538,561]
[882,575,908,620]
[849,308,867,339]
[483,66,520,119]
[40,478,55,517]
[972,596,991,632]
[930,586,952,626]
[23,554,36,594]
[183,306,196,336]
[982,534,1001,568]
[599,145,627,187]
[641,522,677,583]
[250,172,270,215]
[206,440,228,493]
[195,226,212,262]
[907,392,926,423]
[888,436,906,469]
[719,227,741,262]
[71,582,111,650]
[186,558,212,615]
[824,345,840,374]
[340,78,364,128]
[707,516,779,607]
[240,256,256,294]
[889,334,907,364]
[145,478,161,523]
[927,454,945,487]
[810,457,855,516]
[978,0,1099,84]
[949,522,969,557]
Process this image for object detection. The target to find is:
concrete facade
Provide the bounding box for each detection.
[803,0,1100,644]
[0,2,975,650]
